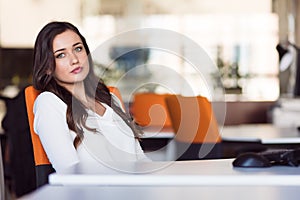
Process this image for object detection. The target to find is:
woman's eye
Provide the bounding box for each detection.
[75,46,82,52]
[55,53,65,59]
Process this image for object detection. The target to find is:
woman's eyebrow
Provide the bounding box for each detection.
[53,42,83,54]
[73,42,82,47]
[53,48,65,54]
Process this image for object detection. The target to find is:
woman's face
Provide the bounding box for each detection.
[52,30,89,90]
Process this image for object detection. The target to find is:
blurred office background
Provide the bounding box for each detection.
[1,1,300,198]
[0,0,299,125]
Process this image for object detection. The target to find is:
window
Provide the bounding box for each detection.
[84,13,279,101]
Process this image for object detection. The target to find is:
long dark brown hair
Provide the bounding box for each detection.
[33,21,142,147]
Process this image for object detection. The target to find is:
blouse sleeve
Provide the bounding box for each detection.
[135,140,152,162]
[33,92,79,172]
[110,93,150,161]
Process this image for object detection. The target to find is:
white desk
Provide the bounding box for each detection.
[19,184,300,200]
[49,159,300,186]
[221,124,300,144]
[141,126,174,139]
[141,124,300,160]
[142,124,300,144]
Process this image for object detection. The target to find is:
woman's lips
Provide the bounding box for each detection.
[71,67,83,74]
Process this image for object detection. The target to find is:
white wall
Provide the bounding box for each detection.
[0,0,81,48]
[0,0,273,48]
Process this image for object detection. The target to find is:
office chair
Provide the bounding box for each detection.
[25,86,54,187]
[24,85,124,187]
[130,93,173,128]
[165,95,222,160]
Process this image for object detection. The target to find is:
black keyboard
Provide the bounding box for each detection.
[259,148,300,167]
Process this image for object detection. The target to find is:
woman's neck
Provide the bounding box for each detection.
[64,82,88,103]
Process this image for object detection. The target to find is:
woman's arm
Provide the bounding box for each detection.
[33,92,79,172]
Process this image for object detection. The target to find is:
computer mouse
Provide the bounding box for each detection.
[232,152,272,168]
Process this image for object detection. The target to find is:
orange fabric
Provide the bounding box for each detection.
[165,95,221,144]
[25,86,50,166]
[131,93,173,128]
[25,85,124,166]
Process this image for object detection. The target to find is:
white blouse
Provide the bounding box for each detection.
[33,91,149,172]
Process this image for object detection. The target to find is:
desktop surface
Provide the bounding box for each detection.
[19,185,300,200]
[142,124,300,144]
[49,159,300,186]
[141,124,300,161]
[221,124,300,144]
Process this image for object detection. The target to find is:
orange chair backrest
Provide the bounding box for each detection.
[131,93,173,128]
[165,95,221,144]
[25,85,124,166]
[25,86,50,166]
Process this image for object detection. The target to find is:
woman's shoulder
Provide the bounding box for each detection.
[35,91,66,109]
[36,91,61,102]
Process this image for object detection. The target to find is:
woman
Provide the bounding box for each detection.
[33,21,148,172]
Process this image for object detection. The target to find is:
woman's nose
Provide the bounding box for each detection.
[70,52,79,65]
